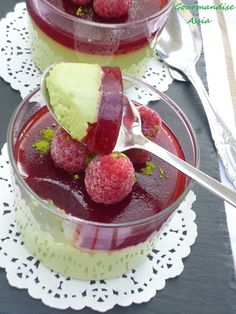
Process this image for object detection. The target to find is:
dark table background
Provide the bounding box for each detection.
[0,1,236,313]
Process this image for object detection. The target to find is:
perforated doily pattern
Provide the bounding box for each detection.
[0,3,197,312]
[0,2,173,101]
[0,143,197,312]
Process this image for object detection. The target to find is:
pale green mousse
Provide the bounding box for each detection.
[46,63,102,140]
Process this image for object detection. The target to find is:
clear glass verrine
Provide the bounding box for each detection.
[26,0,174,76]
[7,77,199,280]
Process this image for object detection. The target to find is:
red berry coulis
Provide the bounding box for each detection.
[14,106,187,224]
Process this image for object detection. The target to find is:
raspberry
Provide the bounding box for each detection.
[125,105,162,164]
[72,0,93,5]
[50,127,91,173]
[138,105,162,139]
[85,152,135,204]
[93,0,132,18]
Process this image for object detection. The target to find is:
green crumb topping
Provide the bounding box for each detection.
[76,6,84,16]
[73,174,80,180]
[32,140,50,154]
[158,166,166,179]
[32,127,55,154]
[40,127,55,142]
[76,6,93,17]
[140,161,156,176]
[112,152,127,159]
[85,152,97,165]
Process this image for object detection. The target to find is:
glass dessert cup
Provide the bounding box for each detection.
[26,0,173,76]
[7,77,199,280]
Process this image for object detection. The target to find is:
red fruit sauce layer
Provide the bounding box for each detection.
[26,0,169,55]
[15,106,186,225]
[84,67,123,154]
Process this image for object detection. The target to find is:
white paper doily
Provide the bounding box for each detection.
[0,2,173,102]
[0,143,197,312]
[0,3,196,312]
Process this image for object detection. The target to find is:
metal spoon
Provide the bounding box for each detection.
[41,64,64,128]
[41,67,236,207]
[157,8,236,189]
[169,67,187,82]
[114,91,236,208]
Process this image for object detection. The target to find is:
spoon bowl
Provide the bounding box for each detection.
[157,8,202,70]
[41,64,67,132]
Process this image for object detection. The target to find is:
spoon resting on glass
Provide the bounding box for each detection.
[41,67,236,207]
[114,88,236,208]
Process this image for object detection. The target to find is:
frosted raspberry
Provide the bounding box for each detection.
[125,105,162,164]
[85,152,135,204]
[72,0,92,5]
[93,0,132,19]
[50,127,91,173]
[139,105,162,139]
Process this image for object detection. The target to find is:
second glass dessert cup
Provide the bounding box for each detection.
[26,0,173,77]
[7,77,199,280]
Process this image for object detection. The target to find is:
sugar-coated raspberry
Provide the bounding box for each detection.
[139,105,162,139]
[85,152,135,204]
[72,0,93,5]
[125,105,162,164]
[93,0,132,18]
[50,127,91,173]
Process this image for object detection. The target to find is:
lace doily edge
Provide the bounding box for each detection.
[1,246,192,312]
[0,3,28,98]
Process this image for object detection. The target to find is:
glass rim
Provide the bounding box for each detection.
[38,0,174,29]
[7,76,199,228]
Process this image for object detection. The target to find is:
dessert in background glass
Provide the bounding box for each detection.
[7,77,199,280]
[26,0,173,76]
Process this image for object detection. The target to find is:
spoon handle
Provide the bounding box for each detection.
[137,138,236,207]
[184,64,236,189]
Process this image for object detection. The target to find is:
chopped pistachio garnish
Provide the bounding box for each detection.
[32,127,55,154]
[140,161,156,176]
[40,127,55,142]
[76,6,84,17]
[32,140,50,154]
[76,6,93,17]
[112,152,127,160]
[73,174,80,180]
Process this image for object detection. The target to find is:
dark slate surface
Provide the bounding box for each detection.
[0,1,236,313]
